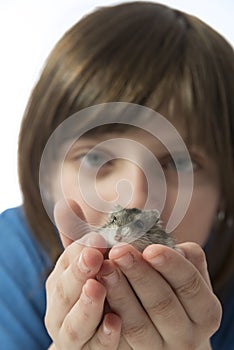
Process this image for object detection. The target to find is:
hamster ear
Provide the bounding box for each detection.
[145,209,160,218]
[54,199,88,248]
[112,204,123,212]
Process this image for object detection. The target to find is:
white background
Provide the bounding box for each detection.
[0,0,233,212]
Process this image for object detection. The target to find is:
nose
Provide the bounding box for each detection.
[121,162,148,210]
[116,159,165,211]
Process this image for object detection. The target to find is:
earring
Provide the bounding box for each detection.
[217,210,225,221]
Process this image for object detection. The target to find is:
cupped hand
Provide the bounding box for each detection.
[45,200,121,350]
[45,199,222,349]
[97,242,222,350]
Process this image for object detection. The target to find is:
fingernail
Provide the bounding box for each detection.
[175,247,186,257]
[103,321,112,335]
[76,232,107,250]
[78,252,91,273]
[81,285,92,304]
[149,254,165,266]
[76,234,92,246]
[114,252,134,269]
[76,235,90,246]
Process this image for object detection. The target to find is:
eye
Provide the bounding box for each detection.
[174,156,198,172]
[162,155,199,173]
[134,219,144,229]
[81,151,111,168]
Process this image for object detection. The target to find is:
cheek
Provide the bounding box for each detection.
[59,166,109,226]
[161,186,220,246]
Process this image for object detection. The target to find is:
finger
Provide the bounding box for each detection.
[88,313,122,350]
[176,242,212,289]
[97,258,163,350]
[109,244,191,345]
[45,245,104,339]
[60,279,107,348]
[143,244,222,335]
[116,336,132,349]
[54,198,92,246]
[54,198,107,252]
[47,232,106,289]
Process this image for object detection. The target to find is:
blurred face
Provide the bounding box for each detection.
[59,123,220,247]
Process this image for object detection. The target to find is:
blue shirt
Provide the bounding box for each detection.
[0,206,233,349]
[0,207,52,349]
[211,280,234,349]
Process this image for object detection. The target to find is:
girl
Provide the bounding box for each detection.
[1,2,233,349]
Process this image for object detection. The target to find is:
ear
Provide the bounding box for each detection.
[54,199,88,248]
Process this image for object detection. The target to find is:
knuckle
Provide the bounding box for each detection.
[192,244,207,266]
[44,312,51,332]
[149,294,175,318]
[70,259,86,283]
[44,305,63,339]
[187,241,202,251]
[63,316,80,343]
[108,293,125,305]
[131,272,148,285]
[203,296,222,333]
[176,329,202,350]
[176,272,201,298]
[124,322,148,341]
[95,333,111,348]
[55,278,71,306]
[55,248,71,271]
[80,308,91,324]
[44,311,60,338]
[59,251,70,270]
[184,242,207,268]
[45,275,53,291]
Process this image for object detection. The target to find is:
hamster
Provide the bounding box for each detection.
[98,205,175,252]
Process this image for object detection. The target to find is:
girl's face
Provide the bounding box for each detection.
[59,124,220,247]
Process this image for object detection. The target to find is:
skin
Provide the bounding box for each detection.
[45,125,222,349]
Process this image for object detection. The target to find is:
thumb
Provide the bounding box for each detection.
[54,199,90,248]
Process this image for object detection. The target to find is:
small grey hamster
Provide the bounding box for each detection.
[98,205,175,252]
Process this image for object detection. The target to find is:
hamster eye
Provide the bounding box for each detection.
[112,215,117,223]
[134,219,144,229]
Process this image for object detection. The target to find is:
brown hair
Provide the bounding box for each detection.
[18,2,234,298]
